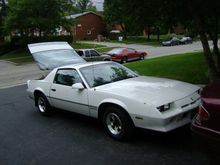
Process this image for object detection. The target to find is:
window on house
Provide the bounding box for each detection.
[87,30,92,35]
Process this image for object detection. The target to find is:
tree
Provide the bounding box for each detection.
[104,0,129,39]
[75,0,96,13]
[109,0,220,81]
[159,0,220,81]
[0,0,8,38]
[4,0,75,36]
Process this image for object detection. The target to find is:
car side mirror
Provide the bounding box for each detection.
[72,83,84,90]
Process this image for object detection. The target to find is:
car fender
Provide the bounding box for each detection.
[98,98,128,113]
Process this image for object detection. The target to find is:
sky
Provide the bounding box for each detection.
[91,0,104,11]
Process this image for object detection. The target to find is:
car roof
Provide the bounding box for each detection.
[58,61,111,70]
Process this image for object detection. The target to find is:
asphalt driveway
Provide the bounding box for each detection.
[0,85,219,165]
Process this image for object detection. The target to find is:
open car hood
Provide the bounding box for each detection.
[28,42,86,70]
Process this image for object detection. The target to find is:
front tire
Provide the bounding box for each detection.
[121,57,127,64]
[36,93,52,116]
[102,106,134,141]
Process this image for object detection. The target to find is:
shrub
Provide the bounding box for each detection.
[10,35,73,47]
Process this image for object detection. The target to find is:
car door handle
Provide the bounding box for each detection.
[51,89,56,92]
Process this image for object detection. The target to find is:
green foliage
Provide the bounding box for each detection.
[0,0,8,36]
[0,35,73,55]
[4,0,75,36]
[75,0,97,13]
[11,35,73,46]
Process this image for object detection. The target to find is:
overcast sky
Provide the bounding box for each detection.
[91,0,104,11]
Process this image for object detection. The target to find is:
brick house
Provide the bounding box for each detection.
[67,12,105,40]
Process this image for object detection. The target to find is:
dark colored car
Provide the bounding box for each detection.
[191,81,220,142]
[180,37,193,44]
[162,37,181,46]
[106,48,147,63]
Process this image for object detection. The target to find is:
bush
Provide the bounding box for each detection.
[0,35,74,56]
[10,35,73,47]
[0,42,14,56]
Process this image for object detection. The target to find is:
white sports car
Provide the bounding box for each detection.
[27,42,201,140]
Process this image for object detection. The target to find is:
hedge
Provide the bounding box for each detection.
[0,35,73,55]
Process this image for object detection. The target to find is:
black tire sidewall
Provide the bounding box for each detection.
[121,57,127,63]
[36,94,51,116]
[102,106,134,140]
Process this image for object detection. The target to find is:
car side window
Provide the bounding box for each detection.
[54,69,82,86]
[90,50,100,57]
[128,48,135,53]
[85,51,90,57]
[77,51,84,57]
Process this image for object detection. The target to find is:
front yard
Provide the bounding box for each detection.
[0,42,208,84]
[126,52,208,84]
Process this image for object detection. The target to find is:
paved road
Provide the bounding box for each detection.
[0,61,44,89]
[82,41,209,58]
[0,41,211,89]
[0,85,219,165]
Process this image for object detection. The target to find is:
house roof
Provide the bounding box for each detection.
[66,11,102,19]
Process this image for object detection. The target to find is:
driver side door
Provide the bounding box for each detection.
[49,68,89,116]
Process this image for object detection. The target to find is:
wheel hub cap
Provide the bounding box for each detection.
[38,97,46,112]
[106,113,122,135]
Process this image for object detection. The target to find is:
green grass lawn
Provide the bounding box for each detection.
[0,49,33,64]
[71,42,107,49]
[125,52,209,84]
[110,34,184,46]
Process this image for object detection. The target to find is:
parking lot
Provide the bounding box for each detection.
[0,85,219,165]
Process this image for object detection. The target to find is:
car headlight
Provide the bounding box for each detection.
[157,103,171,112]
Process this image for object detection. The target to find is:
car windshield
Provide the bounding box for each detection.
[80,62,139,87]
[107,48,123,54]
[33,49,85,70]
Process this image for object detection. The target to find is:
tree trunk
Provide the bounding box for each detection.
[147,25,151,40]
[156,27,160,41]
[195,15,219,81]
[212,36,220,72]
[120,23,127,40]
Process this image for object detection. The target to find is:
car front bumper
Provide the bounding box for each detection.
[133,108,197,132]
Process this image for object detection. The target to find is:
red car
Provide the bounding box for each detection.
[191,81,220,142]
[106,48,147,63]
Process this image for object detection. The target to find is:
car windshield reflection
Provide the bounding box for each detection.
[80,63,139,87]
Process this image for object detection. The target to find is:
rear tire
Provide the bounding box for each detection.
[140,55,145,60]
[102,106,134,141]
[36,93,52,116]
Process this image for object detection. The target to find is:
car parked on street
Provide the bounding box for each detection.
[191,81,220,142]
[76,49,111,62]
[27,42,201,140]
[180,37,193,44]
[162,37,181,46]
[106,48,147,63]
